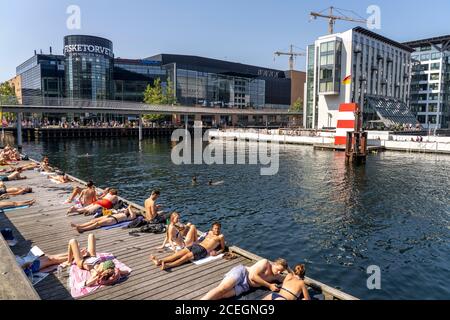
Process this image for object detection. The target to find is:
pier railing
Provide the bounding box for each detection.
[0,95,302,116]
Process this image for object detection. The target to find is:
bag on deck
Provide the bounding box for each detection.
[128,222,166,235]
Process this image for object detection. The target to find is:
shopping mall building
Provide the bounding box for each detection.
[11,35,305,126]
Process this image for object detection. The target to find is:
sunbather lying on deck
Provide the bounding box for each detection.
[61,234,129,287]
[71,205,138,233]
[48,173,72,184]
[150,222,225,270]
[0,199,36,210]
[0,163,39,174]
[201,258,288,300]
[19,253,68,272]
[67,188,119,216]
[65,181,97,206]
[158,212,198,251]
[0,169,27,182]
[0,181,32,197]
[262,264,310,301]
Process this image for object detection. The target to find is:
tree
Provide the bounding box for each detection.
[143,78,177,122]
[0,81,17,121]
[290,97,303,113]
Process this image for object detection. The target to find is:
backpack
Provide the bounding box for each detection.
[129,222,166,235]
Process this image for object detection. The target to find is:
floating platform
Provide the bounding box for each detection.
[313,144,386,153]
[0,161,358,300]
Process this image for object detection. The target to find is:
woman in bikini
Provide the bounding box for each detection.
[262,264,311,301]
[158,212,199,252]
[71,205,138,233]
[67,189,119,216]
[61,234,129,287]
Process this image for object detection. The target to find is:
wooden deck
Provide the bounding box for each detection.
[0,161,358,300]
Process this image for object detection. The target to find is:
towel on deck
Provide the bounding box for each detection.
[164,244,224,265]
[1,205,31,212]
[68,253,132,298]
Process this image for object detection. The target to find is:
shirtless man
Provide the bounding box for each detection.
[201,258,288,300]
[0,181,32,198]
[144,190,163,221]
[0,169,27,182]
[71,205,138,233]
[262,264,311,301]
[0,199,36,210]
[49,174,72,184]
[65,181,97,206]
[67,189,119,216]
[39,157,55,173]
[150,222,225,270]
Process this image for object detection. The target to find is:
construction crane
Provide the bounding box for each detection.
[310,6,367,34]
[274,45,306,71]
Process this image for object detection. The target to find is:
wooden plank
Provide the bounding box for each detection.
[0,234,40,300]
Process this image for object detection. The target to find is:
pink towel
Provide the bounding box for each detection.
[69,253,132,298]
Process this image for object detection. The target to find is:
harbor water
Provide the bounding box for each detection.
[21,137,450,300]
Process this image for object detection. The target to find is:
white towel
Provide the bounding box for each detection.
[193,254,224,266]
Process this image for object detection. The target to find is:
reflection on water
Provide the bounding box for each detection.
[22,137,450,300]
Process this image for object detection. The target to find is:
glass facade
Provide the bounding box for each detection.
[64,35,114,100]
[319,40,342,94]
[305,45,316,128]
[162,63,265,109]
[409,39,450,128]
[114,59,166,102]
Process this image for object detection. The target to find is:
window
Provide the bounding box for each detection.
[319,40,341,94]
[420,54,430,61]
[430,73,440,81]
[430,63,440,70]
[428,104,438,112]
[431,52,441,60]
[428,115,437,124]
[417,115,426,123]
[429,83,439,90]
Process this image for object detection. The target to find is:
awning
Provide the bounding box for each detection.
[366,96,419,127]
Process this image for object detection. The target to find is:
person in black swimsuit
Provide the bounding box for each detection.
[263,264,311,301]
[70,205,138,233]
[150,222,225,271]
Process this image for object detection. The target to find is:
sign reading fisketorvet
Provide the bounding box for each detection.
[64,44,114,58]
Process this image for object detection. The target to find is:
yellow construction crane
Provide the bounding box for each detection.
[310,6,367,34]
[274,45,306,71]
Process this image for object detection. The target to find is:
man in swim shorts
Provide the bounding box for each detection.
[201,258,288,300]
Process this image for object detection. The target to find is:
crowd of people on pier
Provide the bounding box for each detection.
[1,152,312,301]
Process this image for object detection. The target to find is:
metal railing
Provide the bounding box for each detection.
[0,95,302,116]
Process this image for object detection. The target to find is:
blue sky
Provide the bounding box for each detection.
[1,0,449,82]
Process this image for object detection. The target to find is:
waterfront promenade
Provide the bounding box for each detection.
[0,160,357,300]
[209,129,450,154]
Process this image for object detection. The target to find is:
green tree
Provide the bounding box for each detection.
[0,81,17,120]
[143,78,177,122]
[290,97,303,113]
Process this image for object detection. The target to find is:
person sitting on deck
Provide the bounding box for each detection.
[201,258,288,300]
[262,264,311,301]
[0,181,32,198]
[0,169,27,182]
[70,205,138,233]
[65,181,97,206]
[150,222,225,270]
[158,212,199,252]
[144,190,164,222]
[0,199,36,210]
[39,156,55,173]
[67,189,119,216]
[60,234,129,287]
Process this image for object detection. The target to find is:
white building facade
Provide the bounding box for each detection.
[304,27,416,130]
[405,36,450,129]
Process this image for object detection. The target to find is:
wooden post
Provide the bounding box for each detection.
[138,115,143,141]
[17,112,23,151]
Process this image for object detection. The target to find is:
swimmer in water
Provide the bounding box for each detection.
[208,180,224,186]
[192,176,198,185]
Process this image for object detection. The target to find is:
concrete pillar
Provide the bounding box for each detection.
[231,115,239,126]
[17,112,23,151]
[138,115,143,141]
